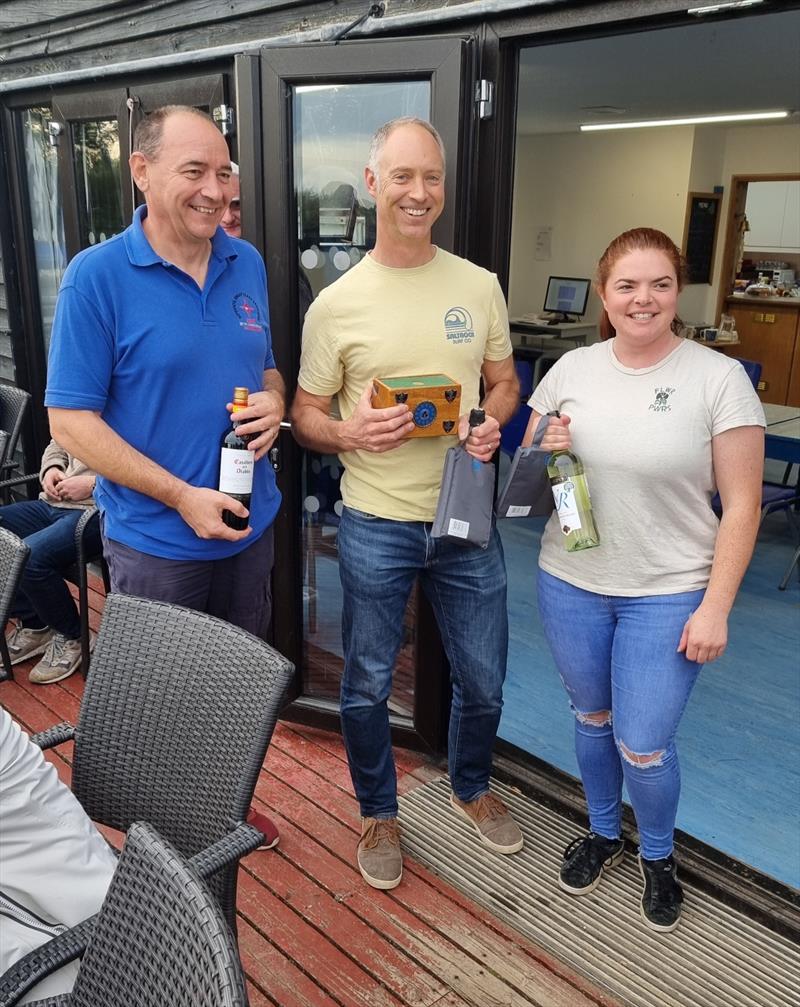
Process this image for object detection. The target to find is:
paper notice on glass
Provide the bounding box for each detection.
[534,226,552,261]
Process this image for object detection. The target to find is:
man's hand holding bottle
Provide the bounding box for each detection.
[224,389,284,461]
[458,411,501,462]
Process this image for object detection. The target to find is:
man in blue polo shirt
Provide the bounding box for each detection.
[46,105,283,848]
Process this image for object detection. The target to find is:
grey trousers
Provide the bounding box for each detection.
[102,526,275,637]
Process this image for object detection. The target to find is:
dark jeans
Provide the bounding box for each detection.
[337,506,509,819]
[102,526,274,637]
[0,501,100,639]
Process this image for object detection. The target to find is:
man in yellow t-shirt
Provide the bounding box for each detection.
[292,117,522,890]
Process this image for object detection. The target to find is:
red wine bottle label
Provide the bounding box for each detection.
[219,447,254,494]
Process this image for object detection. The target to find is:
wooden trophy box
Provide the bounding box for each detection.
[372,374,461,437]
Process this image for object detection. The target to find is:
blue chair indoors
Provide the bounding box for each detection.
[712,463,799,530]
[736,357,762,390]
[500,360,533,457]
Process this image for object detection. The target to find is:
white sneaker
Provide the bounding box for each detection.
[29,633,84,684]
[6,621,55,665]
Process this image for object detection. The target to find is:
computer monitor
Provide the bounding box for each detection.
[543,276,590,322]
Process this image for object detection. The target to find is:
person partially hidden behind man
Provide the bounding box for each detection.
[44,104,284,849]
[1,439,100,685]
[291,116,522,890]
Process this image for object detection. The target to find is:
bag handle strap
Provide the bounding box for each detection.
[530,412,552,448]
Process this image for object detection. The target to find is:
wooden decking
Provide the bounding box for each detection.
[0,577,618,1007]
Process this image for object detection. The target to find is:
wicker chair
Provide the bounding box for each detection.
[1,821,249,1007]
[35,593,293,919]
[36,593,292,909]
[0,385,31,494]
[0,594,293,1004]
[0,526,30,681]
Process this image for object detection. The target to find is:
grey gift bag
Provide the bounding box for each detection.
[495,413,555,519]
[432,409,494,549]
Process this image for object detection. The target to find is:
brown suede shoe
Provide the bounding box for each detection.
[450,791,524,854]
[357,817,402,890]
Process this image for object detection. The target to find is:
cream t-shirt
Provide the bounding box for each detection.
[530,338,765,595]
[298,249,512,521]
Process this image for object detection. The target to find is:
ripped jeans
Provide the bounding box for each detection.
[537,569,704,860]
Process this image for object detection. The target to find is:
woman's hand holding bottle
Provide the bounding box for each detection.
[539,412,572,452]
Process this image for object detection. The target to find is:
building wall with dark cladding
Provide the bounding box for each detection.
[0,248,12,382]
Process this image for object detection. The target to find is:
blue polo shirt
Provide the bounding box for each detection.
[45,205,281,560]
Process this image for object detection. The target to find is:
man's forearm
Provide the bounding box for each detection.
[263,368,286,410]
[291,404,351,454]
[48,408,188,510]
[482,377,520,428]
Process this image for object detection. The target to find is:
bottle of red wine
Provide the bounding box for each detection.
[219,387,254,531]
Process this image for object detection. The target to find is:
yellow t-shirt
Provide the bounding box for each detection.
[298,249,512,521]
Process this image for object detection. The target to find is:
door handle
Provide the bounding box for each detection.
[270,420,293,472]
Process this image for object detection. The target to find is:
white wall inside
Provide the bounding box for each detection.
[509,122,800,334]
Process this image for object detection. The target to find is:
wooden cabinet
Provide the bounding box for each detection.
[725,301,799,404]
[743,180,800,252]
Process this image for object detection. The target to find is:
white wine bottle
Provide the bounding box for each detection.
[219,386,254,531]
[546,411,599,552]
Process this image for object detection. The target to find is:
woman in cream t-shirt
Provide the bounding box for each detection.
[524,227,764,933]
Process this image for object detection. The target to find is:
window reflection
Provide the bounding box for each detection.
[72,119,124,249]
[22,107,66,352]
[293,81,430,713]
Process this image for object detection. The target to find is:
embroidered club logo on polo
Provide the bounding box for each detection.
[232,292,263,332]
[444,306,475,345]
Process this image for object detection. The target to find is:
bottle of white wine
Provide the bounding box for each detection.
[219,386,254,531]
[546,411,599,552]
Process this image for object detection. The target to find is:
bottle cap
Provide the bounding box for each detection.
[469,408,485,427]
[233,387,249,403]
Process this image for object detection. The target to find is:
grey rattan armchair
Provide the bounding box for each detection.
[0,527,30,681]
[1,820,249,1007]
[0,385,31,492]
[27,593,294,932]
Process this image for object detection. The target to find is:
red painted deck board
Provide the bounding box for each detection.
[1,582,617,1007]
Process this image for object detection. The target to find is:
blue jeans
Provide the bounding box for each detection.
[537,569,704,860]
[0,501,101,640]
[338,506,509,818]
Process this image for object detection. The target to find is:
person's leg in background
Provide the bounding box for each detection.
[0,502,94,683]
[423,526,522,854]
[337,507,421,889]
[537,568,626,894]
[610,589,704,932]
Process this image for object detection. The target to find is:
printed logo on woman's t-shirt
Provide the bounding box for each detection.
[649,386,676,412]
[444,306,475,345]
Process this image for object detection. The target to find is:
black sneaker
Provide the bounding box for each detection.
[639,854,684,932]
[559,832,626,895]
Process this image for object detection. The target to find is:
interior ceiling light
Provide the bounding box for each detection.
[580,110,789,131]
[580,106,628,115]
[688,1,764,14]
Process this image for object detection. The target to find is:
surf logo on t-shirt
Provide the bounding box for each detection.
[232,292,263,332]
[444,307,475,345]
[649,386,675,413]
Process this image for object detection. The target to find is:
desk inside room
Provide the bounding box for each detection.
[510,318,598,349]
[764,404,800,465]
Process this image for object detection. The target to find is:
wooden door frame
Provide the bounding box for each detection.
[716,172,800,325]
